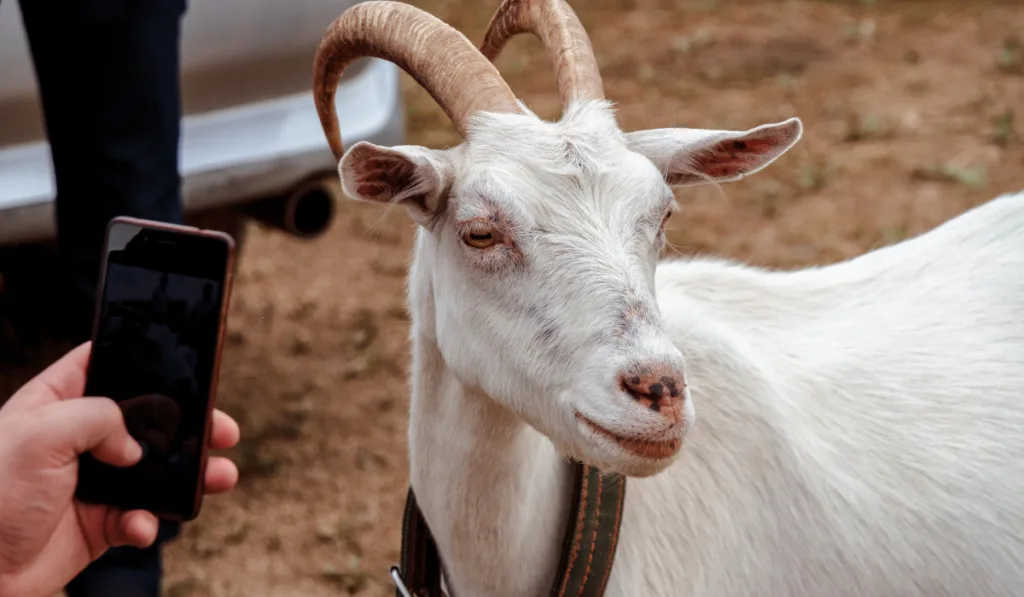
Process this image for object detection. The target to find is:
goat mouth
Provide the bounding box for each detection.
[574,412,682,460]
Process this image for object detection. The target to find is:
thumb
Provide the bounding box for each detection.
[33,397,144,467]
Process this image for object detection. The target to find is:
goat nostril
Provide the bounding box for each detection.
[660,376,682,398]
[620,366,687,421]
[620,382,650,405]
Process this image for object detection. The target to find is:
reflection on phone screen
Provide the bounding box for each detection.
[77,223,227,517]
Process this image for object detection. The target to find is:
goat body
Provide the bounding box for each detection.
[310,2,1024,594]
[408,189,1024,597]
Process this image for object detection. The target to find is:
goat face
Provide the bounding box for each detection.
[339,101,801,476]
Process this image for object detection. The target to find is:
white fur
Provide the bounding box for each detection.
[338,99,1024,596]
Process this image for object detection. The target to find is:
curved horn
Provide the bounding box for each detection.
[480,0,604,107]
[314,1,521,161]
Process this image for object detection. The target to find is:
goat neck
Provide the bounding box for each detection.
[405,230,575,597]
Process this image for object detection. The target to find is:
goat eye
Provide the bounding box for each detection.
[462,227,497,249]
[659,210,673,233]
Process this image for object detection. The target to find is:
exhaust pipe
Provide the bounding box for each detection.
[244,174,338,239]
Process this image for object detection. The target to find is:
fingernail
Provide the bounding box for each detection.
[127,437,144,462]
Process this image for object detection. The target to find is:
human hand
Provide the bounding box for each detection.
[0,342,240,597]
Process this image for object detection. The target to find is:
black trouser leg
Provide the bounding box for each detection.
[15,0,187,595]
[18,0,187,345]
[63,520,182,597]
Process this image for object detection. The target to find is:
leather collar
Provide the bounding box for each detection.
[393,461,627,597]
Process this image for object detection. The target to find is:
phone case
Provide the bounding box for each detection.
[84,215,237,521]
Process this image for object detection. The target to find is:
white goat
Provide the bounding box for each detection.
[313,1,1024,595]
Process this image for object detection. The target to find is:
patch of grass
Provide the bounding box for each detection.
[315,521,337,543]
[320,557,371,594]
[775,73,801,97]
[343,307,379,352]
[287,299,317,322]
[336,307,388,379]
[795,160,832,194]
[843,112,892,142]
[911,162,988,189]
[314,516,367,555]
[224,521,250,546]
[341,349,383,380]
[693,36,826,86]
[337,519,369,556]
[880,225,908,245]
[638,63,657,82]
[355,446,391,472]
[232,402,312,481]
[672,35,692,55]
[997,35,1023,75]
[807,0,877,6]
[842,18,876,45]
[750,179,790,219]
[235,438,281,480]
[671,28,713,56]
[164,578,202,597]
[190,538,223,559]
[993,110,1017,147]
[260,402,313,441]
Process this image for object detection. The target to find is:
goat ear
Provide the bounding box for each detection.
[625,117,802,187]
[339,141,453,226]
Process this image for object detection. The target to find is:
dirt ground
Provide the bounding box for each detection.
[1,0,1023,595]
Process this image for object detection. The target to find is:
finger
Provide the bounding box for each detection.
[74,505,156,561]
[3,342,92,416]
[204,456,239,494]
[114,510,160,548]
[33,397,142,467]
[210,409,241,450]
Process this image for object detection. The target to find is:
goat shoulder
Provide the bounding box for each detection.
[606,190,1024,596]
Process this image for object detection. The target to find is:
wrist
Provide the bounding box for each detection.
[0,570,37,597]
[0,572,19,597]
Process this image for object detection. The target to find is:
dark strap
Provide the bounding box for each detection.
[549,463,627,597]
[398,487,445,597]
[395,462,626,597]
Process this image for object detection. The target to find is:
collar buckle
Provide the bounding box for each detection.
[390,566,414,597]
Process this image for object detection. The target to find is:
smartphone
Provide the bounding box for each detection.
[74,216,236,521]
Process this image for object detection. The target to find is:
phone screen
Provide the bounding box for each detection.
[75,220,231,519]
